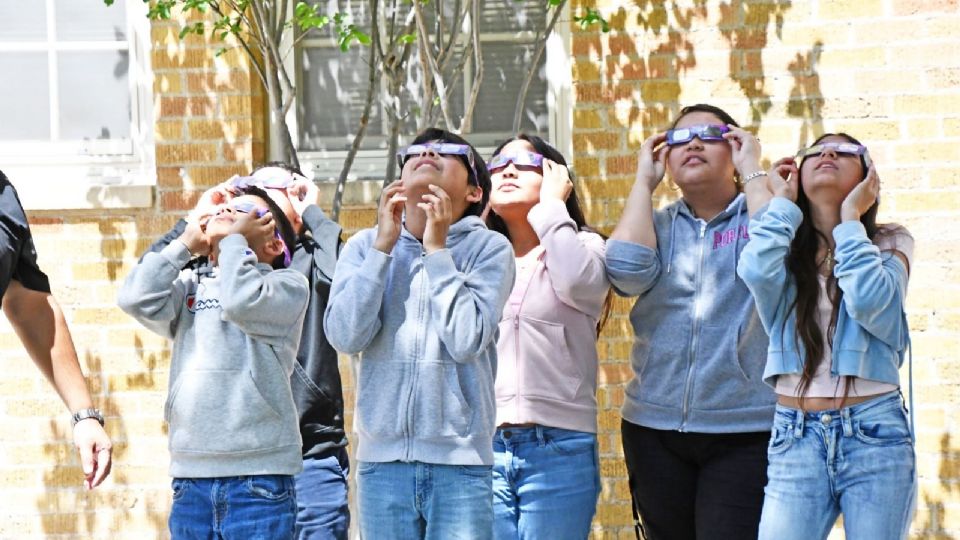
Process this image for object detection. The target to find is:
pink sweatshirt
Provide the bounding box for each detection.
[494,199,610,434]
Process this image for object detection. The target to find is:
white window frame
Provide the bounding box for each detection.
[287,3,573,183]
[0,0,155,210]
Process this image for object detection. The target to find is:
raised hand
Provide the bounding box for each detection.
[842,165,880,222]
[636,131,669,193]
[768,157,800,202]
[723,125,763,178]
[287,177,320,217]
[418,184,453,254]
[540,159,574,202]
[373,180,407,254]
[179,218,212,256]
[228,209,276,248]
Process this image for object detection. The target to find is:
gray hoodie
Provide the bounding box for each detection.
[324,216,515,466]
[118,235,309,478]
[605,194,775,433]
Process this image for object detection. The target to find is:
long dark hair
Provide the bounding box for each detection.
[788,132,878,404]
[485,133,613,333]
[408,128,491,218]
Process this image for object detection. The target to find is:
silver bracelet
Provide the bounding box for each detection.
[742,170,768,184]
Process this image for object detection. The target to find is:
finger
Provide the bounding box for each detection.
[78,440,95,486]
[644,131,668,149]
[427,184,451,202]
[91,447,112,488]
[416,202,437,220]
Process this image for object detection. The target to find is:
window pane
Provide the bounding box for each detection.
[0,0,47,41]
[0,52,50,140]
[299,45,382,151]
[480,0,548,34]
[473,42,547,135]
[58,50,131,140]
[55,0,127,41]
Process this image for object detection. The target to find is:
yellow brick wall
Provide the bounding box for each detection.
[1,1,958,538]
[573,1,960,538]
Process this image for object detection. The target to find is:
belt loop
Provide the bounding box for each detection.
[841,407,853,437]
[793,408,804,438]
[536,425,546,447]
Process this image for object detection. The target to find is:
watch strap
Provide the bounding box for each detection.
[71,408,105,427]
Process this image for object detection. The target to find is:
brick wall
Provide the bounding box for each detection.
[572,1,960,538]
[1,1,958,538]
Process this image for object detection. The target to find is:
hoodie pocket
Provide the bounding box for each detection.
[692,324,754,410]
[166,369,297,454]
[519,316,581,402]
[627,323,690,404]
[355,361,407,439]
[414,362,473,439]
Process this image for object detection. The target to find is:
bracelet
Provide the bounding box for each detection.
[72,408,105,427]
[742,170,768,184]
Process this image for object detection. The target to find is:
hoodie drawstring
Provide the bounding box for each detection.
[732,197,745,283]
[666,206,679,274]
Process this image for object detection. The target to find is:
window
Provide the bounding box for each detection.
[293,0,571,181]
[0,0,154,209]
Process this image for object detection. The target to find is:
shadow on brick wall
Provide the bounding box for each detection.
[37,347,168,538]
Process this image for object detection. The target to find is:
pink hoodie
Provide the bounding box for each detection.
[495,199,610,434]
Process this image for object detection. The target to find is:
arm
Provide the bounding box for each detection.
[736,197,802,330]
[217,234,309,341]
[117,241,192,340]
[425,234,516,363]
[528,199,609,314]
[724,125,773,217]
[300,204,343,281]
[605,238,662,297]
[833,222,909,346]
[609,132,666,248]
[323,231,389,354]
[4,281,112,489]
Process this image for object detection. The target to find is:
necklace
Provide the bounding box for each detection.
[818,248,835,271]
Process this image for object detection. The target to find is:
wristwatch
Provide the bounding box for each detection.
[71,408,105,427]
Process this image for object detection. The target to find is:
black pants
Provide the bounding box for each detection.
[621,419,769,540]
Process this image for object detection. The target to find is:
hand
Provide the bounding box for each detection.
[228,209,276,247]
[723,125,763,177]
[74,419,112,490]
[768,157,799,202]
[418,184,453,254]
[540,159,573,202]
[842,165,880,222]
[178,219,211,256]
[373,180,406,254]
[188,183,232,224]
[286,177,320,217]
[636,131,668,192]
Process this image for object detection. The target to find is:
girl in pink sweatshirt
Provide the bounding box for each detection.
[485,134,612,539]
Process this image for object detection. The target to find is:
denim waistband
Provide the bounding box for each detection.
[494,425,591,445]
[773,390,904,438]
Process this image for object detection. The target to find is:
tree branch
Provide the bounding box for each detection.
[512,0,566,133]
[413,0,453,130]
[459,0,483,133]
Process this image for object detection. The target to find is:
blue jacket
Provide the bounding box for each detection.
[606,194,775,434]
[324,216,515,466]
[736,197,910,387]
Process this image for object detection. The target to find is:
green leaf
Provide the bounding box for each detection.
[399,33,416,44]
[574,8,610,33]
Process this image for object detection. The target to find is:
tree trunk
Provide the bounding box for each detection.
[264,55,300,169]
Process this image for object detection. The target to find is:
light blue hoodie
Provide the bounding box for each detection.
[736,196,910,386]
[324,216,515,465]
[605,193,775,433]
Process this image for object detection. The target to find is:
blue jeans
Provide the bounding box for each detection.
[357,460,494,540]
[759,392,916,540]
[492,426,600,540]
[169,475,296,540]
[295,448,350,540]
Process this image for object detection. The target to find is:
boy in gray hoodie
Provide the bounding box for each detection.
[325,128,515,540]
[118,186,308,539]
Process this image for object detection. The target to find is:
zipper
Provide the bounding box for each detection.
[402,248,427,460]
[510,249,541,416]
[679,219,708,431]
